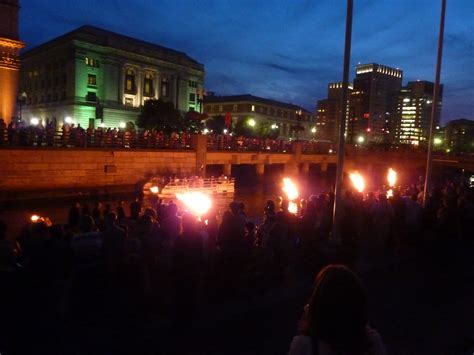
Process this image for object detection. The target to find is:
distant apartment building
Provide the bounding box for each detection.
[315,82,353,143]
[203,94,314,140]
[19,25,204,128]
[348,63,402,144]
[445,118,474,153]
[395,80,442,146]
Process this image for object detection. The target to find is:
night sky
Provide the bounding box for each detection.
[20,0,473,124]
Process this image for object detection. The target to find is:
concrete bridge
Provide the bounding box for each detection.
[0,134,472,199]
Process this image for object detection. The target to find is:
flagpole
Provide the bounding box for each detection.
[423,0,447,207]
[332,0,353,239]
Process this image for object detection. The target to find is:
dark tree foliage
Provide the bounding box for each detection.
[182,110,205,133]
[205,115,226,134]
[232,118,280,139]
[136,99,182,133]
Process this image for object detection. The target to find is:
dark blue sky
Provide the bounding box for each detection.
[20,0,473,123]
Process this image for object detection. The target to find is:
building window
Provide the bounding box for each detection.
[189,80,198,88]
[85,57,99,68]
[125,97,133,107]
[233,104,238,112]
[125,69,136,94]
[144,73,154,97]
[161,78,169,97]
[88,74,97,86]
[189,93,196,102]
[251,105,255,112]
[86,91,97,102]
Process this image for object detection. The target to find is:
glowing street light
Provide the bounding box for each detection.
[434,137,442,145]
[64,116,73,124]
[119,122,126,129]
[271,123,279,129]
[203,128,209,135]
[349,172,365,193]
[223,128,228,134]
[30,117,39,126]
[357,135,365,144]
[176,191,212,216]
[30,214,40,222]
[247,118,256,127]
[311,127,317,134]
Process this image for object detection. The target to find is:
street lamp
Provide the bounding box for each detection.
[357,135,365,144]
[30,117,39,126]
[248,118,256,127]
[18,92,27,122]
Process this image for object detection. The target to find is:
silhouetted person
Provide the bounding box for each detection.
[289,265,386,355]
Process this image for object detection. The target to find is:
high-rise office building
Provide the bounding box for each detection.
[396,80,442,146]
[348,63,402,144]
[315,82,352,143]
[445,118,474,153]
[0,0,25,124]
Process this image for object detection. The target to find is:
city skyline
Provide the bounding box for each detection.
[19,0,474,124]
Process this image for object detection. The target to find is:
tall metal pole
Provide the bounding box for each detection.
[423,0,447,207]
[332,0,353,239]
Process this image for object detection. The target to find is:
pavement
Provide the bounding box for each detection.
[2,240,473,355]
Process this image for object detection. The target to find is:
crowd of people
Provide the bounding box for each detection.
[0,118,335,153]
[0,118,190,149]
[0,177,473,353]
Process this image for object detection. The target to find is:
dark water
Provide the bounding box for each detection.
[0,167,334,239]
[1,163,466,239]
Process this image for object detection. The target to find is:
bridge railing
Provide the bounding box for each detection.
[0,125,193,150]
[205,134,333,154]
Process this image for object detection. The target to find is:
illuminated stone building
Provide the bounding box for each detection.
[20,25,204,128]
[348,63,402,144]
[395,80,442,146]
[203,94,314,140]
[0,0,25,124]
[315,82,353,143]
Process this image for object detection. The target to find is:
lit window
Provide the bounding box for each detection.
[85,57,99,68]
[144,73,154,97]
[88,74,97,86]
[219,105,223,112]
[233,104,238,112]
[251,105,255,112]
[125,69,136,93]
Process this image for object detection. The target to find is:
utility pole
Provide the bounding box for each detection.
[423,0,447,207]
[332,0,353,239]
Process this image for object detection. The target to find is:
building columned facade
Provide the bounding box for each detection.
[395,80,442,146]
[348,63,402,144]
[203,94,314,140]
[20,25,204,129]
[0,0,25,124]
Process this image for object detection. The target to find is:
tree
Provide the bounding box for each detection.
[205,115,226,134]
[182,110,205,133]
[136,99,182,133]
[233,117,257,138]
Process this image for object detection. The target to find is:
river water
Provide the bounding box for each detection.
[0,167,335,239]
